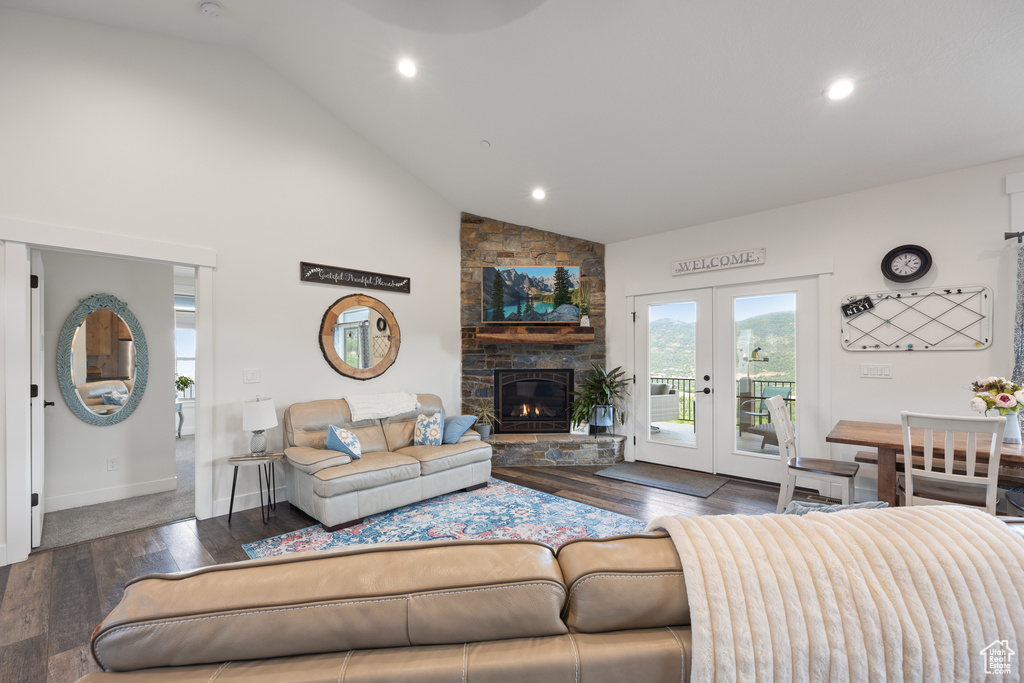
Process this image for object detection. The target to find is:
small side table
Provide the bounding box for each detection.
[228,452,284,524]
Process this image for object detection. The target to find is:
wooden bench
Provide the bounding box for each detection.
[853,450,1024,489]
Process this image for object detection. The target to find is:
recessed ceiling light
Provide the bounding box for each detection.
[200,2,221,17]
[532,188,546,200]
[825,78,855,100]
[398,59,417,78]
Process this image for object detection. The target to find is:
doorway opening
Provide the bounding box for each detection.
[32,256,198,551]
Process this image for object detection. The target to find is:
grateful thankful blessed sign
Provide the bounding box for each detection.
[300,262,411,294]
[671,248,766,276]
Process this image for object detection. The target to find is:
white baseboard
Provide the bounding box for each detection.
[0,544,7,567]
[213,486,288,518]
[45,476,178,512]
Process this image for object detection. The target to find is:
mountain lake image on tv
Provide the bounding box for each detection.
[481,265,583,324]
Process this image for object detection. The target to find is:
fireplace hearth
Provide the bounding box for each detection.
[494,369,573,434]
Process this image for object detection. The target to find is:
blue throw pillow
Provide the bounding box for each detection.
[414,411,444,446]
[102,392,127,406]
[324,425,361,459]
[443,415,479,444]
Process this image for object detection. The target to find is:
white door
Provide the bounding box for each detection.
[713,278,819,482]
[30,250,45,548]
[635,289,714,472]
[635,277,820,484]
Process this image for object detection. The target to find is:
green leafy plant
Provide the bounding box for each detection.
[175,374,195,393]
[569,363,629,427]
[472,399,500,428]
[572,279,592,316]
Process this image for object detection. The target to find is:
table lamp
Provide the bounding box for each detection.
[242,396,277,455]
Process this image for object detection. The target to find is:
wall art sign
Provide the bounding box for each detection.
[300,262,411,294]
[671,248,766,276]
[841,296,874,317]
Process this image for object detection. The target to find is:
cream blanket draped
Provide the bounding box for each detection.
[343,392,420,422]
[647,507,1024,682]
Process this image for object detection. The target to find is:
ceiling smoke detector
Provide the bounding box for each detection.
[200,2,221,17]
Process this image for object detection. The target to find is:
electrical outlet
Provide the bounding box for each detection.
[243,368,261,384]
[107,457,119,471]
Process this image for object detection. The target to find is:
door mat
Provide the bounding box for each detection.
[243,478,647,559]
[595,461,728,498]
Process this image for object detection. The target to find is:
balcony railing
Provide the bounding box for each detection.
[650,377,795,425]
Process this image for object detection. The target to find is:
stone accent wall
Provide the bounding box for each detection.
[489,434,625,467]
[460,212,607,414]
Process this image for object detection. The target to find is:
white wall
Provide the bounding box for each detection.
[0,8,462,530]
[607,156,1024,491]
[41,251,176,510]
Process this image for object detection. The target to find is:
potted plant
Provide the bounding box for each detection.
[175,374,195,395]
[569,364,629,433]
[573,279,592,326]
[472,399,500,439]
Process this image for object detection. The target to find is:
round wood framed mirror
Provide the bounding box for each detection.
[57,293,149,426]
[319,294,400,380]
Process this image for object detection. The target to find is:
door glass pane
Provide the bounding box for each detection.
[649,302,696,447]
[734,293,796,455]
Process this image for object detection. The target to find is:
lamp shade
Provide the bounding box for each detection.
[242,397,277,432]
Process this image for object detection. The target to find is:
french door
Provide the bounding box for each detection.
[634,277,821,484]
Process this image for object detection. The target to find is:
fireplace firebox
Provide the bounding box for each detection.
[494,369,574,434]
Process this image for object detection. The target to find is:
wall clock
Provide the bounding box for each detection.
[881,245,932,282]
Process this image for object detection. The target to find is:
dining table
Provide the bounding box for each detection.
[825,420,1024,507]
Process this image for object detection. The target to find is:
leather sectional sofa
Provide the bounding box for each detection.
[282,394,492,529]
[78,533,690,682]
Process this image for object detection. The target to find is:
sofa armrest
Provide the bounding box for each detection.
[457,429,483,442]
[91,539,568,672]
[283,446,352,474]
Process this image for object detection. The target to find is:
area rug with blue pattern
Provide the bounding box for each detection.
[243,478,647,558]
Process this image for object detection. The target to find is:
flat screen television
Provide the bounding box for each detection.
[481,265,582,324]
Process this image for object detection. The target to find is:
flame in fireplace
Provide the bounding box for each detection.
[518,403,542,417]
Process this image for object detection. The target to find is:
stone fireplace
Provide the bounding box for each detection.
[460,212,623,466]
[494,369,573,434]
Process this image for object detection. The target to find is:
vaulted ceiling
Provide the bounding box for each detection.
[3,0,1023,243]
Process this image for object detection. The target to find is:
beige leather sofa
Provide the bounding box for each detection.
[283,394,492,530]
[78,533,690,682]
[76,379,134,413]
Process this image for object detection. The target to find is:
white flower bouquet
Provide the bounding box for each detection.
[969,376,1024,415]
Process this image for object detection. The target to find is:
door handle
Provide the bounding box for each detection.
[702,387,711,394]
[43,400,55,408]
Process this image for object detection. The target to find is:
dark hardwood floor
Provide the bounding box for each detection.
[0,465,785,683]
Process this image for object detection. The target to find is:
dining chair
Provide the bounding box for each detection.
[900,411,1006,515]
[739,385,792,449]
[766,394,860,513]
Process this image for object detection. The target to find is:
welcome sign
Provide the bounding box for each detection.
[671,248,766,276]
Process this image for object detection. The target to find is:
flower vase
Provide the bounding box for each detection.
[1005,412,1022,444]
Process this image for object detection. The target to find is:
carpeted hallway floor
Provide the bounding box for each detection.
[36,436,195,550]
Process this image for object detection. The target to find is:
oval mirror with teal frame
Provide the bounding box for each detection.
[57,293,149,426]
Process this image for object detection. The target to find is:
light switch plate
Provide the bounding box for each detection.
[860,363,893,379]
[243,368,261,383]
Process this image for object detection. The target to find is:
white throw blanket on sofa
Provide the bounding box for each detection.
[344,392,420,422]
[648,507,1024,682]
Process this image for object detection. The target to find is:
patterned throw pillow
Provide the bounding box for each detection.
[102,392,128,406]
[325,425,361,459]
[443,415,478,444]
[414,411,444,446]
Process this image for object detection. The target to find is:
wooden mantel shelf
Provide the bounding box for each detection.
[473,325,596,344]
